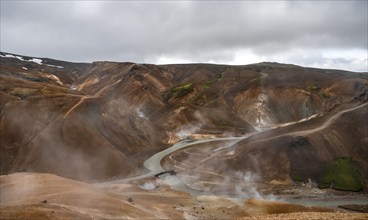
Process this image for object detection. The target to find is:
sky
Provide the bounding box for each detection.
[1,1,367,72]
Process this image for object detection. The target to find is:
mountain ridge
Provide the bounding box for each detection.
[2,51,367,73]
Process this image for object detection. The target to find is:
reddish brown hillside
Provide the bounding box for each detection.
[1,52,367,185]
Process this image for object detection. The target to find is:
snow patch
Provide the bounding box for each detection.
[0,52,63,67]
[45,64,64,69]
[1,53,41,65]
[22,67,28,70]
[30,58,42,65]
[1,53,24,60]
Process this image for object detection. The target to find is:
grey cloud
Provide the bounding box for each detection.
[0,1,367,71]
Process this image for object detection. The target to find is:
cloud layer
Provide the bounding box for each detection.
[1,1,367,71]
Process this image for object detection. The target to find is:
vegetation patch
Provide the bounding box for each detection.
[163,83,193,102]
[305,84,331,99]
[215,72,224,81]
[187,73,223,105]
[318,92,331,99]
[306,85,320,91]
[10,88,38,98]
[291,173,303,182]
[319,157,363,191]
[202,81,214,90]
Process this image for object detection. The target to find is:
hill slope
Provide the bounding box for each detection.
[1,52,367,191]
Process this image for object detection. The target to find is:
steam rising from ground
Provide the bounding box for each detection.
[138,175,183,191]
[183,170,276,201]
[175,124,201,140]
[234,171,276,200]
[154,136,277,201]
[2,97,133,180]
[136,106,149,119]
[175,111,206,140]
[139,170,277,202]
[138,181,156,190]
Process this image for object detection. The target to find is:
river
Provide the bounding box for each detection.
[99,136,247,194]
[97,103,368,208]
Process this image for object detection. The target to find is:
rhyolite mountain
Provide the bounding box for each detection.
[0,52,367,191]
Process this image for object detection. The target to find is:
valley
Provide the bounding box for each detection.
[0,51,367,219]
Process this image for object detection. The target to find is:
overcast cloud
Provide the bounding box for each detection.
[1,1,367,71]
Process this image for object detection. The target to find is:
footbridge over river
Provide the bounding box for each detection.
[154,170,177,178]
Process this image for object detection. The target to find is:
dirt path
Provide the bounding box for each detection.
[293,102,367,136]
[63,97,88,118]
[101,103,367,187]
[249,102,367,144]
[165,103,367,174]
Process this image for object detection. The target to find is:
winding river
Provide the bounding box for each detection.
[146,135,368,208]
[98,103,368,208]
[102,136,246,194]
[99,133,368,208]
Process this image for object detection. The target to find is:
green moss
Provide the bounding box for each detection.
[292,173,303,182]
[163,83,193,102]
[10,88,38,98]
[215,72,224,81]
[306,86,320,91]
[202,81,214,90]
[217,120,233,127]
[305,84,330,99]
[319,157,363,191]
[319,92,331,99]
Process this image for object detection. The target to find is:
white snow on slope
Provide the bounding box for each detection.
[1,53,63,68]
[30,58,42,65]
[1,53,25,61]
[45,64,64,69]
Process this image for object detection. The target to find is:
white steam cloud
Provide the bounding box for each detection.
[175,111,206,140]
[138,175,185,191]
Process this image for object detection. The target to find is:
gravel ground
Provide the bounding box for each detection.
[2,173,367,220]
[237,212,368,220]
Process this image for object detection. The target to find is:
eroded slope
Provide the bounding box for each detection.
[1,52,367,186]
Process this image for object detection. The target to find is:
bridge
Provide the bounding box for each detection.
[154,170,177,178]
